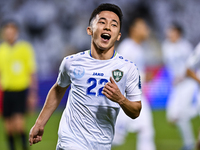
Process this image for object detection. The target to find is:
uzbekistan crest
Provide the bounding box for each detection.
[112,69,123,82]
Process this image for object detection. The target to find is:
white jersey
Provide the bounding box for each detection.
[162,39,198,121]
[162,38,193,79]
[56,50,141,150]
[187,42,200,70]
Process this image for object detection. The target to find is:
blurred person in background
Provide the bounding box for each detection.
[185,42,200,150]
[112,17,156,150]
[162,22,198,150]
[0,20,38,150]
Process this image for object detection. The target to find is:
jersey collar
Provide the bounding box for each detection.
[89,50,117,59]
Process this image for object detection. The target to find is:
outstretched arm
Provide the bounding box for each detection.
[29,83,69,145]
[102,77,141,119]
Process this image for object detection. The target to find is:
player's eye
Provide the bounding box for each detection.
[99,21,105,24]
[112,24,117,27]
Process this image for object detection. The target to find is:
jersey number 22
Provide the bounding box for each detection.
[86,78,108,96]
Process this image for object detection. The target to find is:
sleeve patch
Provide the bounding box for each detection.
[138,75,141,89]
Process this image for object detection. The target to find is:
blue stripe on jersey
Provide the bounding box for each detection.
[89,50,116,59]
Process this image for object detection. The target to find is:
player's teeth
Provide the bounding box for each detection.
[103,34,110,36]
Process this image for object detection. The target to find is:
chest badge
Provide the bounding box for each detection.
[73,66,85,78]
[112,69,123,82]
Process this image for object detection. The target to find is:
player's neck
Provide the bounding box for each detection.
[90,45,115,60]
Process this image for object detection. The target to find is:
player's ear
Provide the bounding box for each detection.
[117,32,121,41]
[87,26,92,35]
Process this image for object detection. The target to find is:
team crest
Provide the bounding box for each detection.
[112,69,123,82]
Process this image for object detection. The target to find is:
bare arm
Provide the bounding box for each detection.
[186,68,200,84]
[29,83,69,145]
[102,77,141,119]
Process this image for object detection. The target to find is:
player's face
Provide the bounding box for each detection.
[87,11,121,51]
[3,23,18,45]
[166,28,180,43]
[131,19,149,41]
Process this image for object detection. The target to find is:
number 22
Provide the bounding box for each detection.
[86,78,108,96]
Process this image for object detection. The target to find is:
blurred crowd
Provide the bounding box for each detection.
[0,0,200,80]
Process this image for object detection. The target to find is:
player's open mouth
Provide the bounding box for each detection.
[101,33,111,41]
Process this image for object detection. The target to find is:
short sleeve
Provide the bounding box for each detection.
[125,64,142,102]
[57,58,71,87]
[187,43,200,70]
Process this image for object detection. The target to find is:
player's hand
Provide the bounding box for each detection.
[102,77,125,104]
[29,124,44,146]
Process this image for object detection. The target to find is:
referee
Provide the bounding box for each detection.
[0,20,37,150]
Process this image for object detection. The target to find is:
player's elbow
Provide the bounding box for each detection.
[131,108,141,119]
[130,103,142,119]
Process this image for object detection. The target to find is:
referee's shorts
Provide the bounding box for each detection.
[2,89,28,118]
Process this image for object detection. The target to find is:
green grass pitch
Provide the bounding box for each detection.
[0,110,199,150]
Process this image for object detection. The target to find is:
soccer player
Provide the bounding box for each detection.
[162,23,198,150]
[112,17,156,150]
[0,20,37,150]
[186,42,200,150]
[29,3,142,150]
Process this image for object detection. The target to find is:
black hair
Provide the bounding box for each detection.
[122,1,155,37]
[171,22,184,35]
[129,16,146,28]
[89,3,123,30]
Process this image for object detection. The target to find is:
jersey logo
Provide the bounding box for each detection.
[73,66,85,78]
[93,72,104,76]
[112,69,123,82]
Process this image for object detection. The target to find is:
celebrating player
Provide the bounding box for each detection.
[186,42,200,150]
[162,22,198,150]
[29,3,142,150]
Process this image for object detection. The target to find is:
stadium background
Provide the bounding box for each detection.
[0,0,200,150]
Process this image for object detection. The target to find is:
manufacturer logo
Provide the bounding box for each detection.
[73,66,85,78]
[112,69,123,82]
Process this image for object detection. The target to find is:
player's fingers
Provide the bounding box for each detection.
[110,77,116,85]
[37,135,42,142]
[105,82,113,88]
[38,136,42,141]
[102,87,112,96]
[102,90,111,99]
[104,83,112,91]
[32,136,42,144]
[105,85,117,95]
[29,138,33,146]
[107,77,118,90]
[33,139,39,144]
[29,133,34,146]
